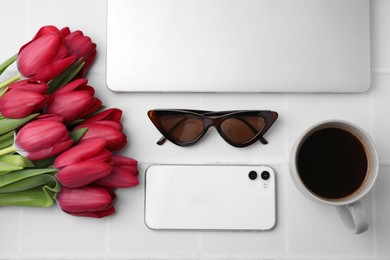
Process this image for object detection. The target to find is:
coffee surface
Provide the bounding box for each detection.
[297,127,368,199]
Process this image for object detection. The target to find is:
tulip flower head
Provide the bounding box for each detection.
[56,186,116,218]
[14,119,73,160]
[17,25,97,82]
[77,108,127,151]
[0,80,50,118]
[95,155,138,188]
[75,122,127,151]
[46,78,102,123]
[61,28,97,78]
[54,138,112,188]
[17,26,76,82]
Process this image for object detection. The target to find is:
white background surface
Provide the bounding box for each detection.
[0,0,390,259]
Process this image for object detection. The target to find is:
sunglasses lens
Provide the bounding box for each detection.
[160,115,205,143]
[220,116,266,144]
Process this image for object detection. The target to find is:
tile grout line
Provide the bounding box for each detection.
[368,73,379,258]
[17,208,23,260]
[105,219,111,260]
[196,231,202,259]
[283,93,291,259]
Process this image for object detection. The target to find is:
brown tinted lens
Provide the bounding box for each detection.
[160,115,205,143]
[220,116,266,143]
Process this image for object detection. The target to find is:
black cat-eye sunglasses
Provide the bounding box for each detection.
[148,109,278,147]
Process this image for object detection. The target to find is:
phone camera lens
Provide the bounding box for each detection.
[261,171,270,180]
[248,171,257,180]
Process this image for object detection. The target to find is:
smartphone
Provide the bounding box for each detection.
[144,164,276,231]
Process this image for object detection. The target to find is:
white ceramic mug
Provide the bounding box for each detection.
[290,120,378,234]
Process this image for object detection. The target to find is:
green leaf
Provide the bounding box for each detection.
[0,168,58,188]
[0,168,60,207]
[0,174,60,193]
[31,156,55,168]
[69,127,88,143]
[0,161,23,173]
[48,58,85,93]
[0,154,34,168]
[0,130,13,142]
[0,54,17,76]
[0,73,21,90]
[0,113,39,135]
[0,86,8,97]
[0,131,14,149]
[0,187,56,207]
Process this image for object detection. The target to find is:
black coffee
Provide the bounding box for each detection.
[297,127,368,199]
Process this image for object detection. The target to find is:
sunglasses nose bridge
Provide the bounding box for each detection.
[203,117,218,128]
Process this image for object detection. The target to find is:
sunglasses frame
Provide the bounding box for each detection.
[148,109,278,147]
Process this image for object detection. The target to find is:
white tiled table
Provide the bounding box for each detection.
[1,0,390,259]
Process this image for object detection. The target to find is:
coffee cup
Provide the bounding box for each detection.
[290,120,378,234]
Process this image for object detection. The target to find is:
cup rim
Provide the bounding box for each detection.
[290,120,379,206]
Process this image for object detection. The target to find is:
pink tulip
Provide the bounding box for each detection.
[17,25,97,82]
[95,155,139,188]
[8,79,49,94]
[56,186,116,218]
[76,108,126,151]
[0,89,50,119]
[75,122,127,151]
[46,78,102,123]
[15,119,73,160]
[0,80,50,118]
[35,113,64,123]
[84,108,123,125]
[54,139,112,188]
[61,28,97,78]
[17,26,76,82]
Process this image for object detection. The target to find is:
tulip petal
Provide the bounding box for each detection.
[8,79,49,94]
[0,89,47,118]
[112,155,138,166]
[33,56,76,82]
[62,207,115,218]
[18,33,62,77]
[22,138,73,160]
[56,186,115,213]
[46,90,94,123]
[31,25,60,41]
[76,122,127,151]
[56,161,111,188]
[15,120,71,151]
[54,138,107,169]
[95,167,139,188]
[53,78,88,94]
[84,108,122,123]
[14,120,73,160]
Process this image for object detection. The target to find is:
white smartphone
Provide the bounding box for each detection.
[144,164,276,231]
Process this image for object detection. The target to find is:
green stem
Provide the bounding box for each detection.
[0,146,16,157]
[0,73,21,89]
[0,54,17,76]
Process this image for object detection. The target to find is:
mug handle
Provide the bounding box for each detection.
[336,200,368,234]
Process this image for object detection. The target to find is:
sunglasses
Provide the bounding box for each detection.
[148,109,278,147]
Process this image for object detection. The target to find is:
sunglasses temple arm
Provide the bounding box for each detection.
[238,117,269,145]
[259,136,268,145]
[157,136,167,145]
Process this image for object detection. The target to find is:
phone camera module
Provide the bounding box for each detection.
[261,171,270,180]
[248,171,258,180]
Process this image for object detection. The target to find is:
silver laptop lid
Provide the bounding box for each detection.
[106,0,370,93]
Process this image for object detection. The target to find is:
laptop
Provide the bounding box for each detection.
[106,0,370,93]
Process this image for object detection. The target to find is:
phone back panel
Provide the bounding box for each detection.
[144,164,276,230]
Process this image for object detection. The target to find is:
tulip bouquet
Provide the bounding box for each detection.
[0,25,138,218]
